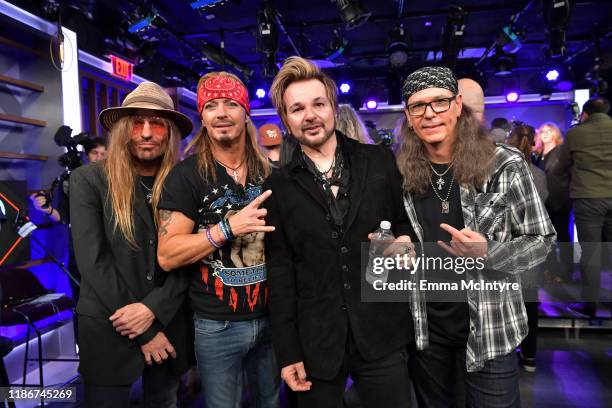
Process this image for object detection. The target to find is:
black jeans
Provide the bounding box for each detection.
[573,198,612,301]
[545,210,573,280]
[84,362,180,408]
[297,346,412,408]
[410,341,520,408]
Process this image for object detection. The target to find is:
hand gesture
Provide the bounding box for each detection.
[227,190,275,237]
[140,332,176,365]
[281,362,312,392]
[437,223,488,258]
[29,193,50,214]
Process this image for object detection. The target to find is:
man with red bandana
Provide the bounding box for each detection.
[157,72,280,408]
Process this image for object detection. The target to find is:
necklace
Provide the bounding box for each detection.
[216,157,246,183]
[314,155,336,177]
[430,172,454,214]
[139,180,153,204]
[429,162,453,191]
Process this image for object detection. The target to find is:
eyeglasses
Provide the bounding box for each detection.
[407,96,456,117]
[132,116,167,133]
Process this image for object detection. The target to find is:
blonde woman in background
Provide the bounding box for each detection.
[336,104,373,144]
[536,122,573,283]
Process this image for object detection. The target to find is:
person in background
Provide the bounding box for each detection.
[536,122,572,283]
[457,78,485,123]
[489,117,511,144]
[560,97,612,318]
[506,124,549,373]
[336,104,373,144]
[258,123,284,165]
[83,137,107,163]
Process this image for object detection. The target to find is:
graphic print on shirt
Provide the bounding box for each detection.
[197,182,268,312]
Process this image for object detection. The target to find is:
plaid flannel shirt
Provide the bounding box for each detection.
[403,144,556,372]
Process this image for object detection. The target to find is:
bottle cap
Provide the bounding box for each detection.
[380,220,391,230]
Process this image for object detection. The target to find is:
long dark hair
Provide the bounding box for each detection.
[507,124,535,163]
[396,105,495,194]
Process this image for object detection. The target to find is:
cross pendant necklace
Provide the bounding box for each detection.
[435,177,445,190]
[216,158,246,183]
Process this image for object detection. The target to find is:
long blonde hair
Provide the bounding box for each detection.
[184,71,270,182]
[103,116,181,247]
[534,122,564,155]
[396,105,495,195]
[336,104,372,144]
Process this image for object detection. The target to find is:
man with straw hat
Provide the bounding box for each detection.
[70,81,193,407]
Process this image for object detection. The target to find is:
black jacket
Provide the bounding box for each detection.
[263,135,414,380]
[540,145,571,213]
[70,163,192,386]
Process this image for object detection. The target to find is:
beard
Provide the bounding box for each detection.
[293,123,335,149]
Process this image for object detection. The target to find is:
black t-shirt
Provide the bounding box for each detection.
[158,155,268,320]
[413,164,469,347]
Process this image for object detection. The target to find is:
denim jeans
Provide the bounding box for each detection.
[410,341,520,408]
[194,315,280,408]
[573,198,612,301]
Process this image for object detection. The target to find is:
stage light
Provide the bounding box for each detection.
[505,91,520,103]
[388,24,410,68]
[545,69,560,82]
[339,82,351,94]
[366,99,378,110]
[256,88,266,99]
[493,47,514,77]
[332,0,371,31]
[424,21,432,27]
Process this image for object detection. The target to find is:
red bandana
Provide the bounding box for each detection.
[197,75,250,115]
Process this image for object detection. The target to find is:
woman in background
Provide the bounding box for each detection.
[537,122,572,283]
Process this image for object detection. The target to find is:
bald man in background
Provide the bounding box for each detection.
[458,78,485,122]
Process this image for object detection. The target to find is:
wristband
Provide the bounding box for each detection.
[205,228,222,249]
[221,219,236,241]
[218,220,233,242]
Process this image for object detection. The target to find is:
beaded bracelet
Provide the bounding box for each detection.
[205,228,222,249]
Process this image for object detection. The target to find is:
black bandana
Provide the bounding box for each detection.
[402,66,458,102]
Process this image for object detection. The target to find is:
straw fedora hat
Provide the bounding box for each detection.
[99,81,193,138]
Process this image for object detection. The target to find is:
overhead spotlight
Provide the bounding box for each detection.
[543,0,571,57]
[339,82,351,94]
[493,47,514,77]
[255,88,267,99]
[332,0,371,31]
[365,99,378,110]
[387,24,410,68]
[441,5,467,68]
[505,91,520,103]
[326,28,349,61]
[257,4,279,78]
[545,68,560,82]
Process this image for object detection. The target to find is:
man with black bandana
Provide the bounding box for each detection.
[264,57,415,408]
[396,66,555,407]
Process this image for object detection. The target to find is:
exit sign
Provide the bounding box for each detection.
[110,55,133,81]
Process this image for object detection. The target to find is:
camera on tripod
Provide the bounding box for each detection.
[34,126,92,209]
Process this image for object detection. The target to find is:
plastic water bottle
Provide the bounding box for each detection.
[366,221,395,285]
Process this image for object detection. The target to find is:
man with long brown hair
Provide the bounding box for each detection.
[396,66,555,407]
[264,56,414,408]
[156,72,279,408]
[70,81,194,406]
